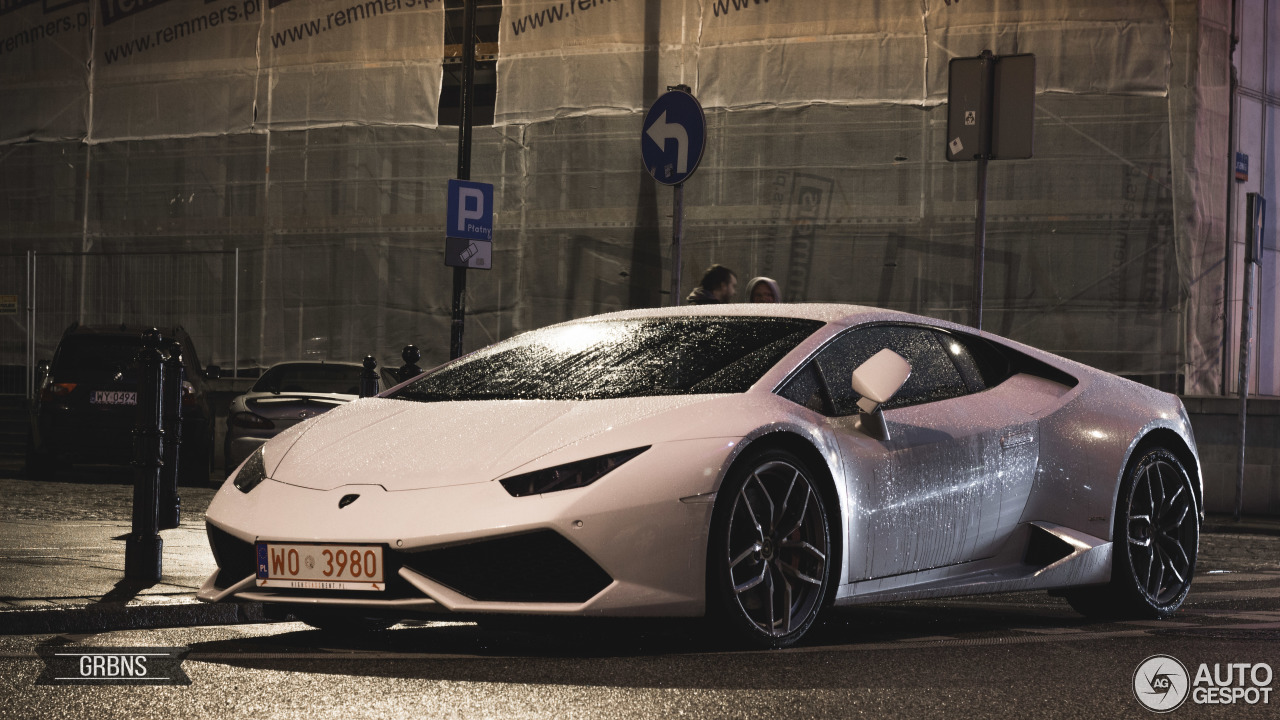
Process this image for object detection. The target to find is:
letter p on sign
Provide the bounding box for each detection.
[457,188,485,233]
[446,179,494,242]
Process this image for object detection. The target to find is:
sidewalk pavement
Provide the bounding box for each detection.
[0,517,267,635]
[1,470,1279,636]
[0,473,267,635]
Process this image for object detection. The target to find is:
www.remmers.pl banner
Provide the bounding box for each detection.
[0,0,445,143]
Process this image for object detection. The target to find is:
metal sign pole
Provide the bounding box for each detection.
[671,183,684,306]
[450,0,478,361]
[641,86,705,307]
[974,156,988,331]
[947,50,1034,332]
[1235,259,1254,521]
[1234,192,1265,521]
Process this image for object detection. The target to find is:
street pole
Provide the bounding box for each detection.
[1234,192,1264,522]
[973,155,988,331]
[450,0,477,360]
[1234,258,1254,521]
[1222,0,1241,395]
[671,182,684,306]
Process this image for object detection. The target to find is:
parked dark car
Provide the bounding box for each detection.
[27,324,215,485]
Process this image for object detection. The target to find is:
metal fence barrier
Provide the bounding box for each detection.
[0,250,240,399]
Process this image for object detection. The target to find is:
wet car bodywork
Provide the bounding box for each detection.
[224,361,368,471]
[28,324,214,484]
[200,305,1202,647]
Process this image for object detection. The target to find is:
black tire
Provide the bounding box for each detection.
[707,447,833,649]
[293,608,396,633]
[1065,448,1198,620]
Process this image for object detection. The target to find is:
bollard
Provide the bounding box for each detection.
[158,339,184,531]
[359,356,379,398]
[125,329,165,581]
[398,344,423,383]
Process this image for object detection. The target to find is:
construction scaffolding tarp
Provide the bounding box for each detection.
[0,0,1232,396]
[0,0,445,142]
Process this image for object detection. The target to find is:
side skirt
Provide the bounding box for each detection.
[833,522,1112,606]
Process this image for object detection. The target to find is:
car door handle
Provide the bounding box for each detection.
[1001,430,1035,450]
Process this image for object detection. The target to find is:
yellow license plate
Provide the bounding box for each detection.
[255,542,385,591]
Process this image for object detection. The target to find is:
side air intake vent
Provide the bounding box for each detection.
[1024,524,1077,568]
[206,522,256,587]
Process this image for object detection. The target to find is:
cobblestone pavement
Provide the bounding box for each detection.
[1196,533,1280,573]
[0,476,216,525]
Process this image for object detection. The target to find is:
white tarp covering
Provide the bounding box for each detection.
[92,0,260,140]
[260,0,444,130]
[0,0,1233,397]
[496,0,1171,122]
[697,1,927,109]
[0,0,91,142]
[0,0,444,143]
[495,0,697,123]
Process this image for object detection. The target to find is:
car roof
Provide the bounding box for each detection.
[61,323,190,340]
[553,303,965,330]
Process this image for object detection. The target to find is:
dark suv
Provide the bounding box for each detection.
[27,324,214,485]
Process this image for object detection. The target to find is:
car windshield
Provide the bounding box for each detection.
[393,316,825,402]
[252,364,363,395]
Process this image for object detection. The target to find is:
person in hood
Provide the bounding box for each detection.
[685,264,738,305]
[746,276,781,303]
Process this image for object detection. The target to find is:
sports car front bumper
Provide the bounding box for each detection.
[198,436,741,617]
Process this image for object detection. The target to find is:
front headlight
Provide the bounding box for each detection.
[499,447,649,497]
[232,446,268,494]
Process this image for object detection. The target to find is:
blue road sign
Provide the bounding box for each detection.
[446,179,494,242]
[642,90,706,186]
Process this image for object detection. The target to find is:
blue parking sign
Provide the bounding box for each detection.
[446,179,494,242]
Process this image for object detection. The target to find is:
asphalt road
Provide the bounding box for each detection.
[3,540,1278,720]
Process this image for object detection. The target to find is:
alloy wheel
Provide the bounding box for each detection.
[723,459,829,638]
[1124,456,1197,606]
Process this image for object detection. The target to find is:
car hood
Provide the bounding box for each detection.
[262,395,722,491]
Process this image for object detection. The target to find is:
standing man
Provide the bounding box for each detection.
[686,264,738,305]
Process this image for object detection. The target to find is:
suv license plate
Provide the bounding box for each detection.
[90,390,137,406]
[255,542,385,591]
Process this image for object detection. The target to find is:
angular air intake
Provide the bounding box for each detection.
[402,530,612,603]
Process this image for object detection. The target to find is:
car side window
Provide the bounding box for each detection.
[946,331,1015,390]
[934,330,986,393]
[813,325,970,415]
[777,362,831,414]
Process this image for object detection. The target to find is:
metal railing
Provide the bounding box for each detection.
[1,250,240,398]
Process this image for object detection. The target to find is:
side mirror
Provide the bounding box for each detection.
[850,348,910,441]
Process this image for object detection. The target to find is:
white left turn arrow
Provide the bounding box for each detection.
[645,110,689,174]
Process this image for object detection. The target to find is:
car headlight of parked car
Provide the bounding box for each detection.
[499,447,649,497]
[233,446,269,494]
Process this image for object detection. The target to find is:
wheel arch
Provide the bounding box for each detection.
[722,430,846,610]
[1114,428,1204,531]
